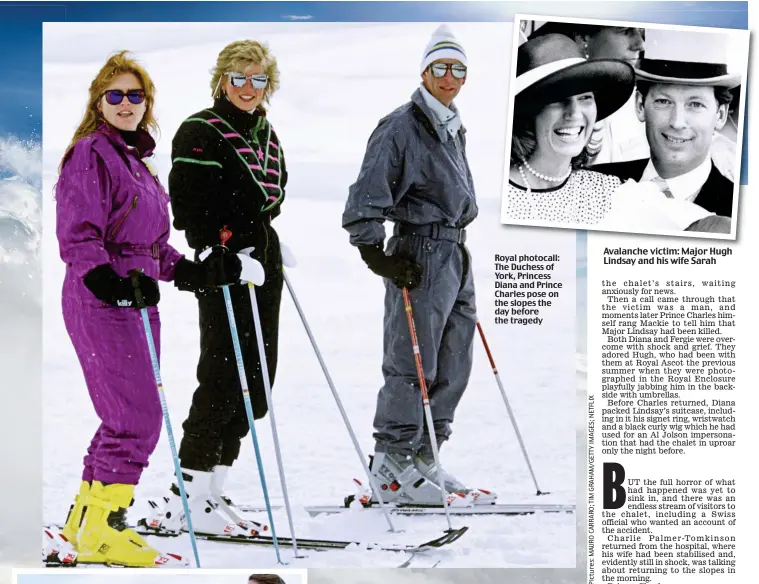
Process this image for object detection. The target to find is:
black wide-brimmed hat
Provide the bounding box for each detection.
[515,34,635,122]
[634,28,741,89]
[528,21,608,41]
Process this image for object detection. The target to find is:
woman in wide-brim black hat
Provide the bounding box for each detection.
[505,33,635,225]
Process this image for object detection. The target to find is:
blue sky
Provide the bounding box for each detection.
[0,5,63,140]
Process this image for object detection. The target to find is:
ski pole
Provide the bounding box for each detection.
[246,280,301,557]
[128,270,201,568]
[475,320,547,496]
[281,266,398,533]
[213,229,285,564]
[220,283,285,564]
[402,286,455,532]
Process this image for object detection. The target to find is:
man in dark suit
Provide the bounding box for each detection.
[592,28,741,234]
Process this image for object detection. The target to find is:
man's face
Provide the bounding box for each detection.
[585,27,645,68]
[636,84,728,179]
[422,58,466,107]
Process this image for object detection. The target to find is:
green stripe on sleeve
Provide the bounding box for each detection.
[172,157,222,168]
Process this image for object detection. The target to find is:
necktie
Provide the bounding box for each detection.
[651,176,674,199]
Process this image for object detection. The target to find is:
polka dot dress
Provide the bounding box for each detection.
[506,169,622,225]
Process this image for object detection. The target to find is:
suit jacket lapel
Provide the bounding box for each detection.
[693,165,733,216]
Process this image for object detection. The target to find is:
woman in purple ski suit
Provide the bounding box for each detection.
[54,51,240,568]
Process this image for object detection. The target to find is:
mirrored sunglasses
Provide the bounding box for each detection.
[226,72,269,89]
[103,89,146,106]
[429,63,467,79]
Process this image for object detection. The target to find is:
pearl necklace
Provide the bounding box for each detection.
[515,164,578,220]
[522,159,571,183]
[517,164,533,195]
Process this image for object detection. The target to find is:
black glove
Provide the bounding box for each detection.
[358,244,423,290]
[83,264,160,307]
[174,246,243,293]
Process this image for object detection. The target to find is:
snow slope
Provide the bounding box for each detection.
[0,136,42,580]
[16,574,305,584]
[42,22,578,568]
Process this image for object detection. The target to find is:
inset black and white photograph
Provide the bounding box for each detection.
[501,16,749,239]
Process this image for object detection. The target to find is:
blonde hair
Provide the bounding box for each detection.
[210,40,281,108]
[61,51,158,168]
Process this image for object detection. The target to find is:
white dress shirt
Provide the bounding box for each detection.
[640,157,713,203]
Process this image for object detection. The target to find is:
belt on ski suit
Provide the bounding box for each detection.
[105,241,161,259]
[394,223,467,244]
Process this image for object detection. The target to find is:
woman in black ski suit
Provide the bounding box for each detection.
[149,39,287,536]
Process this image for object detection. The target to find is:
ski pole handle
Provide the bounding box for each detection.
[220,225,232,247]
[129,269,146,309]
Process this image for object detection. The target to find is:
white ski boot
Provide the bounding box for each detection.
[413,454,497,505]
[210,465,268,536]
[43,526,78,566]
[142,469,246,537]
[369,452,470,507]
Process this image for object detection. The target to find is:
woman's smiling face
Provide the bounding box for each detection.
[533,92,597,159]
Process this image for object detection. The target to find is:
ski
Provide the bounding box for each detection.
[43,526,188,568]
[45,555,441,569]
[44,523,468,556]
[397,553,443,568]
[134,520,468,553]
[237,502,575,517]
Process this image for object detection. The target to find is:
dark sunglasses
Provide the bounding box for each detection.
[429,63,467,79]
[226,72,269,89]
[103,89,146,105]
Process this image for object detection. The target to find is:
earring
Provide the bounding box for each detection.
[583,42,590,59]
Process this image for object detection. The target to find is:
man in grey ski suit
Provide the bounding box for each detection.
[343,25,493,506]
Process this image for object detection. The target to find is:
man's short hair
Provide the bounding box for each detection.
[636,81,735,110]
[249,575,285,584]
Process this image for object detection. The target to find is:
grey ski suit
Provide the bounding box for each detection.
[342,88,478,455]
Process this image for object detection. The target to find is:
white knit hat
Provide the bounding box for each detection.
[420,24,467,74]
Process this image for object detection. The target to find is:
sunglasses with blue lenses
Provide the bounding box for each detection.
[429,63,467,79]
[103,89,146,106]
[226,72,269,89]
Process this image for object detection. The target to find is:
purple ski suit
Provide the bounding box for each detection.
[56,124,184,485]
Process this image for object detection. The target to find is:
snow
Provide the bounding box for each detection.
[15,574,305,584]
[42,22,579,569]
[0,137,42,581]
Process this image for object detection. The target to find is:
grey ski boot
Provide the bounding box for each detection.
[369,452,469,507]
[413,453,497,505]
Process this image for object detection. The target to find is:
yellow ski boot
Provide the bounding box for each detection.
[77,481,187,567]
[61,481,89,547]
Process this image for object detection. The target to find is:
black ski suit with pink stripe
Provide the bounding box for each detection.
[168,96,287,472]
